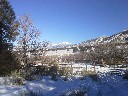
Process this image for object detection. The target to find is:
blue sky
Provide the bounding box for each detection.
[9,0,128,44]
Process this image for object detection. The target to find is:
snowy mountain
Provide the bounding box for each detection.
[80,30,128,46]
[47,30,128,50]
[107,30,128,43]
[80,36,108,46]
[48,42,73,49]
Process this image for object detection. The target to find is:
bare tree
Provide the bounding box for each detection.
[16,14,41,72]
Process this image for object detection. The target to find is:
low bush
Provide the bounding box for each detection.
[10,70,25,85]
[81,70,98,81]
[59,67,73,81]
[22,65,50,81]
[50,64,59,81]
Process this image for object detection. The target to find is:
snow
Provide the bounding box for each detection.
[0,65,128,96]
[24,76,85,96]
[0,74,128,96]
[0,85,26,96]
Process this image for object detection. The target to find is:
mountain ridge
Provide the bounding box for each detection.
[49,30,128,49]
[80,30,128,46]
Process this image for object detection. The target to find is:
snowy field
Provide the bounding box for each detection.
[0,64,128,96]
[0,75,128,96]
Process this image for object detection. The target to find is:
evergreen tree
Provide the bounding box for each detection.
[0,0,19,76]
[0,0,18,52]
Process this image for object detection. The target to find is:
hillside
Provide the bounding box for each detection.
[80,30,128,46]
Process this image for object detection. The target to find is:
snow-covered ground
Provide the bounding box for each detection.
[0,74,128,96]
[0,64,128,96]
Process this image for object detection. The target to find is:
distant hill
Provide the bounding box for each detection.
[80,30,128,46]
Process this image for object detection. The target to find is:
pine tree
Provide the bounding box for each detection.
[0,0,18,52]
[0,0,20,76]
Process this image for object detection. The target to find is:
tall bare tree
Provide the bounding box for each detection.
[16,14,41,72]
